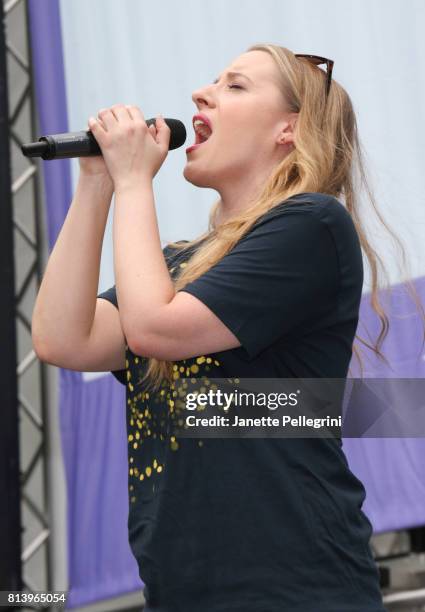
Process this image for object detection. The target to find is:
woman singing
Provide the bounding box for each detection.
[32,44,402,610]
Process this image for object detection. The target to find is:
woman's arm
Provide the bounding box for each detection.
[31,173,114,359]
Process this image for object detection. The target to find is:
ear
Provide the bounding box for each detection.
[277,112,298,146]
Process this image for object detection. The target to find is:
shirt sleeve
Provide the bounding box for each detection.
[177,207,339,360]
[97,285,127,386]
[96,244,178,385]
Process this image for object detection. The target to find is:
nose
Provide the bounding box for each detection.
[191,82,215,109]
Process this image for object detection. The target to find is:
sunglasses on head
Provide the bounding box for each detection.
[294,54,334,99]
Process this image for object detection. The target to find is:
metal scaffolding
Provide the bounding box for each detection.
[3,0,55,603]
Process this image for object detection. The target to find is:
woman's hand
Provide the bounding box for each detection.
[79,115,113,184]
[87,104,170,190]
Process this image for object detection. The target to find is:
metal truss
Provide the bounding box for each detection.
[4,0,53,604]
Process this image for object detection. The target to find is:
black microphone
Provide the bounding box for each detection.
[21,117,187,160]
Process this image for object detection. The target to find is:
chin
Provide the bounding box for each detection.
[183,163,215,188]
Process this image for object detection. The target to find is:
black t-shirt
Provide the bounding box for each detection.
[97,192,386,612]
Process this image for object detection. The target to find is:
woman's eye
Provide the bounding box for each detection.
[227,84,243,90]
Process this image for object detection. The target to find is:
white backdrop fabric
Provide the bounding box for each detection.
[59,0,425,306]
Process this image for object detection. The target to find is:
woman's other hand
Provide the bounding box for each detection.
[87,104,170,190]
[79,115,114,185]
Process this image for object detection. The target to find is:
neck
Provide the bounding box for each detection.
[214,168,272,227]
[212,145,292,228]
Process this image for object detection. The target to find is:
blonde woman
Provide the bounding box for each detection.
[32,44,410,610]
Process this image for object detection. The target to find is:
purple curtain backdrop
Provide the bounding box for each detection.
[27,0,425,607]
[344,276,425,532]
[27,1,142,608]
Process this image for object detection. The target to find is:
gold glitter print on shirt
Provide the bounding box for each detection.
[125,347,222,504]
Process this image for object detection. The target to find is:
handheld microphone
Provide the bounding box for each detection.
[21,117,187,160]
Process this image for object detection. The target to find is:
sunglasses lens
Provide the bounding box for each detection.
[295,54,333,98]
[297,55,325,67]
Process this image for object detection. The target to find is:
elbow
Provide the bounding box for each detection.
[31,314,53,362]
[31,329,51,363]
[32,337,54,365]
[125,315,165,359]
[126,330,158,360]
[127,331,179,361]
[32,327,59,364]
[127,336,142,358]
[125,310,184,360]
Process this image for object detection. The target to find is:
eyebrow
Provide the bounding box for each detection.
[212,71,254,84]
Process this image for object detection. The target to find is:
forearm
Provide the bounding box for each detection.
[113,179,175,349]
[32,174,113,356]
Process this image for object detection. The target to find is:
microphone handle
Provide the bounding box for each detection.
[21,118,184,160]
[40,131,101,160]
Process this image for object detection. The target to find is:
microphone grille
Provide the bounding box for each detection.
[163,118,186,150]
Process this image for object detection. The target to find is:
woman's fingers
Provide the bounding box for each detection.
[96,104,149,130]
[126,104,145,122]
[97,107,115,131]
[93,103,160,146]
[90,115,107,131]
[109,103,132,123]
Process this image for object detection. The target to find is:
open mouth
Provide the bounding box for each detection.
[193,120,213,146]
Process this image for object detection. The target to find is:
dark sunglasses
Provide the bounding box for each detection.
[294,54,334,99]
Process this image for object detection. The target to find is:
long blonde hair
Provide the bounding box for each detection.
[139,43,425,392]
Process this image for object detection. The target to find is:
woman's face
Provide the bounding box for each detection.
[183,50,296,190]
